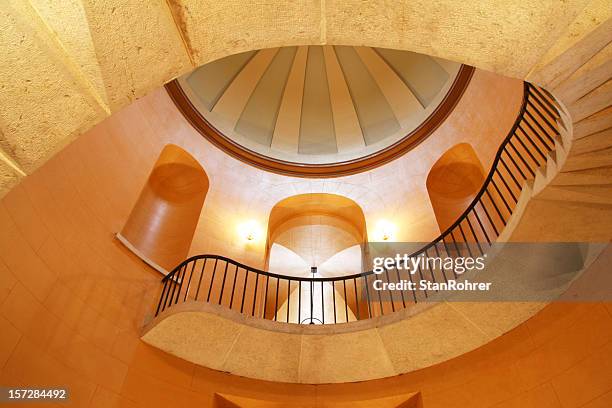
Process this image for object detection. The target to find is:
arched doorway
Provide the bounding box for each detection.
[265,193,368,323]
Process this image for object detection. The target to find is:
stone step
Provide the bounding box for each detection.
[553,42,612,104]
[553,167,612,186]
[568,79,612,122]
[564,146,612,172]
[572,106,612,139]
[570,127,612,156]
[536,184,612,206]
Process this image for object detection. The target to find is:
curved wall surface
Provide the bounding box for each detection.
[0,64,610,406]
[0,5,609,407]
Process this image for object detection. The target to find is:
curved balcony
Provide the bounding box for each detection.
[153,82,569,325]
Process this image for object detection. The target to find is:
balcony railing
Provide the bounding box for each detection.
[154,82,564,324]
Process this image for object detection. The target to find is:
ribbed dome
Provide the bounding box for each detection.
[178,46,462,165]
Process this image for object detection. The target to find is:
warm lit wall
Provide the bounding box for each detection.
[0,68,524,277]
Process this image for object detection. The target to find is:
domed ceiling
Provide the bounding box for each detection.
[176,46,464,166]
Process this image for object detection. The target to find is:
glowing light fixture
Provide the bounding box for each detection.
[375,219,397,241]
[237,220,262,242]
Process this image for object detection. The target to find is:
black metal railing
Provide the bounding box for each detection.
[154,82,564,324]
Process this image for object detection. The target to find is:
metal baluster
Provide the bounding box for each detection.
[286,279,291,323]
[530,86,559,118]
[504,146,528,180]
[415,262,428,298]
[395,266,406,307]
[263,274,270,319]
[514,130,541,166]
[218,261,229,305]
[332,281,337,323]
[206,259,219,302]
[164,269,177,311]
[195,259,206,301]
[472,207,491,244]
[485,189,507,227]
[363,274,372,318]
[183,261,197,302]
[508,139,536,177]
[384,267,395,311]
[169,265,183,305]
[251,272,259,317]
[229,265,239,309]
[518,124,547,160]
[424,248,438,285]
[500,155,522,190]
[353,278,360,319]
[526,100,559,136]
[479,196,500,236]
[529,89,559,121]
[521,114,554,150]
[321,281,325,324]
[433,243,448,283]
[344,280,350,322]
[240,269,249,313]
[309,278,314,324]
[274,277,279,322]
[405,263,418,303]
[495,168,517,203]
[156,278,169,316]
[490,179,512,214]
[465,214,484,255]
[458,223,474,258]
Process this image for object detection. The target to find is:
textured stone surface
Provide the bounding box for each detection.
[29,0,108,107]
[168,0,323,66]
[142,311,242,371]
[325,0,590,78]
[80,0,193,111]
[299,329,396,383]
[0,1,107,173]
[529,0,612,77]
[223,324,302,382]
[378,302,490,373]
[0,155,23,198]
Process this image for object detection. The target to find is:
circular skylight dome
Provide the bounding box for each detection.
[172,45,471,175]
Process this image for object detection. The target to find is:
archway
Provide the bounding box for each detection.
[265,193,368,323]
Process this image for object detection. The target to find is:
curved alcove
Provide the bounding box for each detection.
[426,143,486,232]
[119,144,209,272]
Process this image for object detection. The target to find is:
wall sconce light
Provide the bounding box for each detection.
[237,220,262,242]
[375,219,397,242]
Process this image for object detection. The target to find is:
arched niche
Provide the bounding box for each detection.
[119,144,209,272]
[264,193,368,323]
[426,143,485,233]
